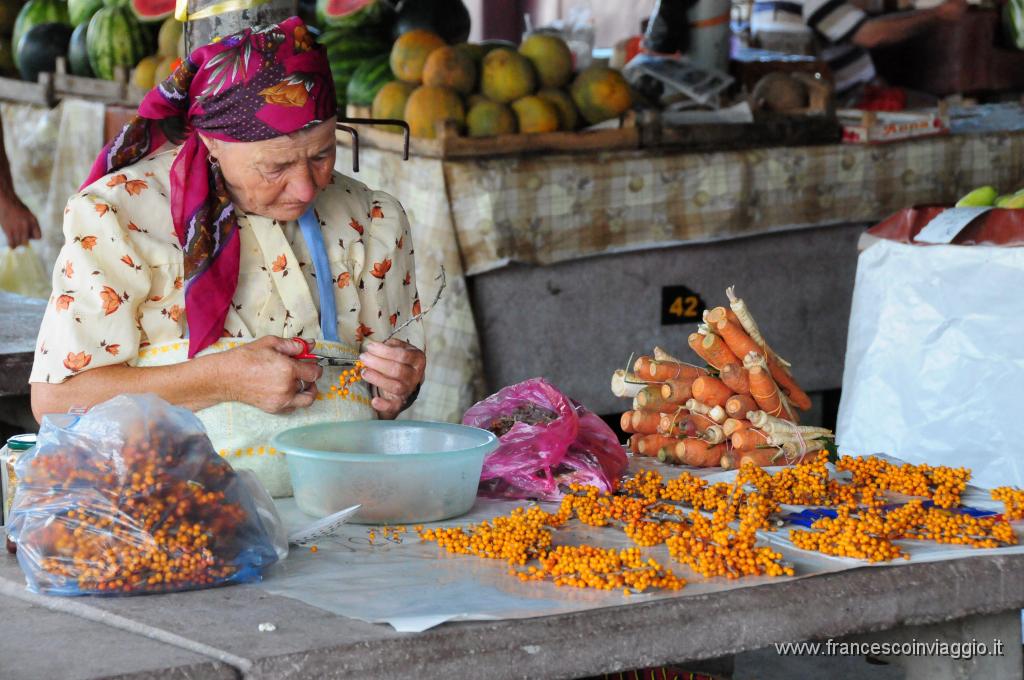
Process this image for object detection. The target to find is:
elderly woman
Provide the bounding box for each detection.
[29,18,425,496]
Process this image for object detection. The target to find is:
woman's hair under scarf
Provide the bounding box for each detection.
[82,17,336,358]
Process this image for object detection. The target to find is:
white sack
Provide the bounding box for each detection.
[836,239,1024,489]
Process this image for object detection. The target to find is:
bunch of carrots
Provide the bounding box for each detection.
[611,287,834,469]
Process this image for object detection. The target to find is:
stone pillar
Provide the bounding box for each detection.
[183,0,298,54]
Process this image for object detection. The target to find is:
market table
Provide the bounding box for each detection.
[2,548,1022,679]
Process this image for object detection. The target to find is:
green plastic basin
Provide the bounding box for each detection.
[271,420,498,524]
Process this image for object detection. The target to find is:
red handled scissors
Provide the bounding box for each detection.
[291,338,362,368]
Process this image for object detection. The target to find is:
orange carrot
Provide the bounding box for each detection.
[657,446,680,465]
[736,449,818,468]
[770,366,812,411]
[720,363,750,395]
[705,305,742,327]
[620,411,635,433]
[631,411,664,435]
[731,428,770,452]
[720,450,738,470]
[722,418,750,437]
[701,333,740,371]
[715,318,764,368]
[637,435,680,457]
[647,360,707,382]
[747,365,787,418]
[691,376,733,408]
[660,378,694,403]
[636,387,687,413]
[661,411,713,437]
[725,394,758,420]
[736,449,785,468]
[675,440,727,467]
[627,434,641,453]
[717,318,812,411]
[633,356,656,376]
[658,410,689,435]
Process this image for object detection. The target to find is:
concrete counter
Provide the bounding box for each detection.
[2,550,1022,679]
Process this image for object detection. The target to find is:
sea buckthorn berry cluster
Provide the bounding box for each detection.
[790,506,907,563]
[556,484,658,527]
[329,361,365,398]
[521,545,686,593]
[836,456,970,509]
[16,429,271,594]
[660,473,739,511]
[991,487,1024,521]
[789,501,1016,562]
[418,505,562,566]
[666,494,793,579]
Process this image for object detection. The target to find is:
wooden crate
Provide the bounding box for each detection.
[0,59,144,107]
[336,110,641,160]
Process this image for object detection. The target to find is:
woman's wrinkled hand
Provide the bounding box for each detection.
[217,336,323,414]
[359,339,426,419]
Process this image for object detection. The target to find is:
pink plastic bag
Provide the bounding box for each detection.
[462,378,628,501]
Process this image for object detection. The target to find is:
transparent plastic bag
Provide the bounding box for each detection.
[0,243,50,299]
[463,378,627,501]
[8,394,286,596]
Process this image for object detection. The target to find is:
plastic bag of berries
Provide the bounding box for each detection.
[7,394,287,596]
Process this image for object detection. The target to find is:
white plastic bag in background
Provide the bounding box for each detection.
[836,239,1024,490]
[0,243,50,299]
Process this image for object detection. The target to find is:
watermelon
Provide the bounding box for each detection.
[69,0,104,26]
[321,31,389,107]
[68,21,92,76]
[12,0,70,69]
[86,4,150,80]
[17,22,72,83]
[317,0,393,30]
[392,0,470,44]
[128,0,175,22]
[346,54,393,107]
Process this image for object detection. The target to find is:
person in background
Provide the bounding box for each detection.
[751,0,968,98]
[0,124,41,248]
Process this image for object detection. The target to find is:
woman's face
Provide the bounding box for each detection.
[202,117,338,222]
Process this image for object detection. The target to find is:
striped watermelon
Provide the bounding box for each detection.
[317,0,392,30]
[69,0,104,26]
[346,54,394,107]
[86,4,151,80]
[320,31,390,108]
[12,0,70,69]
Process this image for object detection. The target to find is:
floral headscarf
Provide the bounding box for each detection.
[82,17,336,358]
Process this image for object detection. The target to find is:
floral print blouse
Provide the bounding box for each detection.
[30,146,423,383]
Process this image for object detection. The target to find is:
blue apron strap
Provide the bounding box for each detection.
[297,206,340,342]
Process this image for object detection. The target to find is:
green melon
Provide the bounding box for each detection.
[346,53,394,107]
[17,22,72,83]
[68,21,93,76]
[86,4,150,80]
[69,0,104,26]
[12,0,70,69]
[321,31,389,107]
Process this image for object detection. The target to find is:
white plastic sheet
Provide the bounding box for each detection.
[837,239,1024,489]
[258,458,1024,632]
